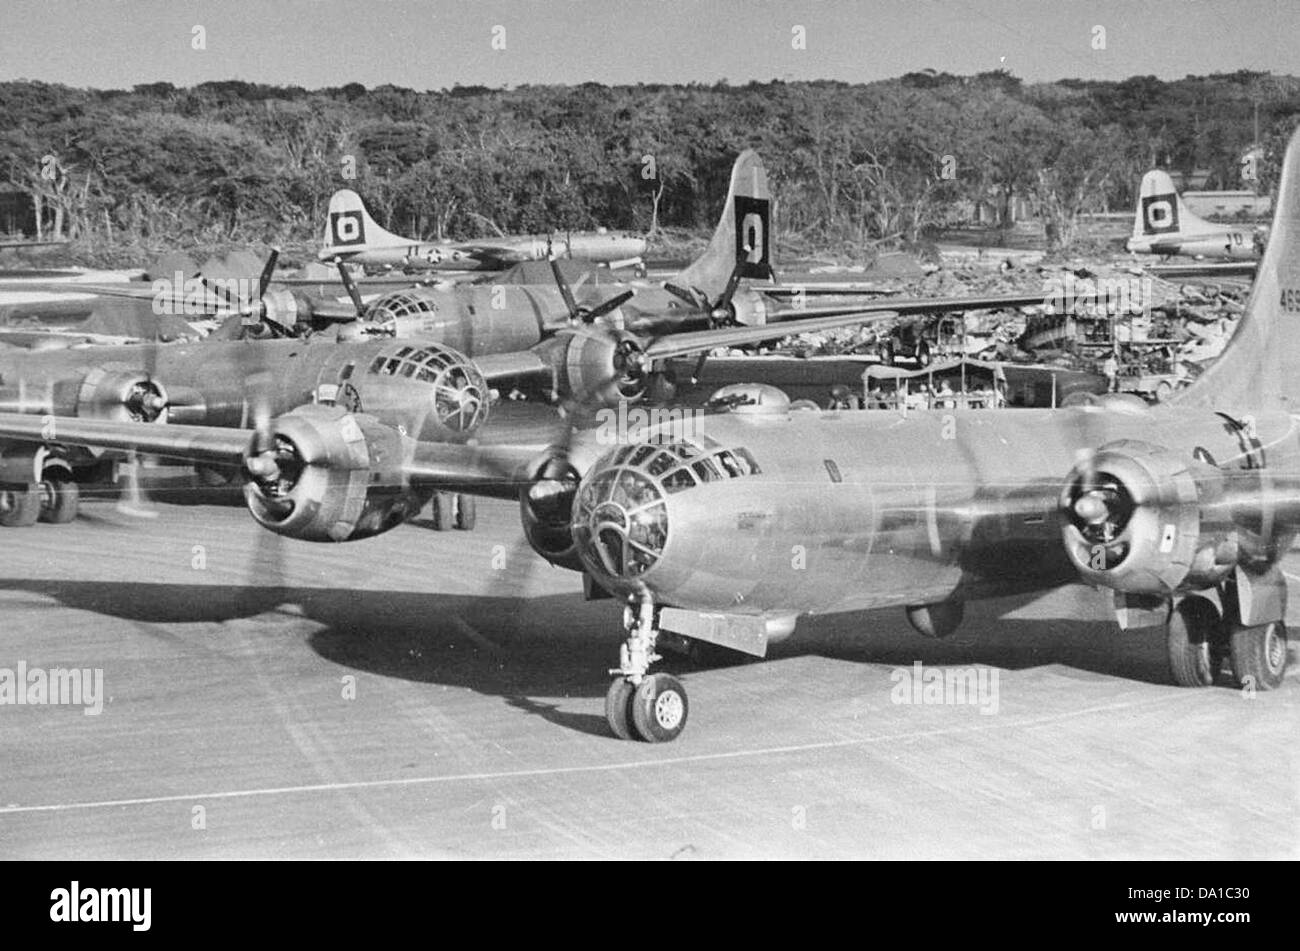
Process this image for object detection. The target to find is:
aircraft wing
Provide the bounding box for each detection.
[0,278,364,322]
[763,286,899,298]
[0,280,163,302]
[404,441,540,500]
[472,351,554,383]
[0,410,541,502]
[1145,262,1258,279]
[879,293,1047,315]
[0,412,251,464]
[761,290,1047,314]
[643,311,898,361]
[0,329,147,348]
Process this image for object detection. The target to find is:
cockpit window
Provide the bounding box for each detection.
[692,458,723,483]
[627,444,657,467]
[662,469,696,494]
[605,440,763,488]
[646,451,677,477]
[716,451,744,478]
[718,448,761,477]
[369,346,472,380]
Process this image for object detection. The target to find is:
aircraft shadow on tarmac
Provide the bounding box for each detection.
[0,575,1248,737]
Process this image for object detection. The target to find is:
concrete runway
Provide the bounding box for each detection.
[0,493,1296,859]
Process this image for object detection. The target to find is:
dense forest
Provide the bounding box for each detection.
[1,70,1297,264]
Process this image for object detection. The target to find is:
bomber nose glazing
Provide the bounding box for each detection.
[572,447,671,580]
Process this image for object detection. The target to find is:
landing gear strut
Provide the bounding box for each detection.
[605,595,689,742]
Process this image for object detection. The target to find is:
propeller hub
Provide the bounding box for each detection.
[246,454,281,481]
[1074,492,1111,524]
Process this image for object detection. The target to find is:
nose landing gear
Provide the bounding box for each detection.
[605,595,689,742]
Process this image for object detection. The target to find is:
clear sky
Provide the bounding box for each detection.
[0,0,1296,90]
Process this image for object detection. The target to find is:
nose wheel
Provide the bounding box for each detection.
[605,596,689,742]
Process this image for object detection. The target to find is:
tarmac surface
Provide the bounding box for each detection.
[0,492,1296,859]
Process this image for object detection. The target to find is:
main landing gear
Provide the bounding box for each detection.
[429,492,476,531]
[0,470,79,527]
[1165,592,1288,691]
[605,595,689,742]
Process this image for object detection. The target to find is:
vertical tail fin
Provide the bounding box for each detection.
[1130,169,1220,246]
[1172,126,1300,412]
[666,150,772,303]
[320,190,411,258]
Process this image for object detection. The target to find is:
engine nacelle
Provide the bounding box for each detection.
[519,454,584,571]
[244,404,426,543]
[74,367,169,422]
[548,328,649,406]
[0,367,169,423]
[1060,440,1235,595]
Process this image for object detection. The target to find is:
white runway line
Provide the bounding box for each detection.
[0,691,1198,817]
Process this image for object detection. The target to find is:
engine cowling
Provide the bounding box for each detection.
[553,327,650,406]
[244,404,426,542]
[0,367,174,423]
[519,453,583,571]
[1060,440,1235,595]
[74,367,169,422]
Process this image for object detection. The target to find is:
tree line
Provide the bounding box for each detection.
[1,70,1296,262]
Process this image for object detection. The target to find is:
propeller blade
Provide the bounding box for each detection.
[580,288,635,323]
[690,349,710,384]
[246,370,275,455]
[257,248,280,300]
[549,256,580,321]
[663,283,702,308]
[115,449,157,519]
[199,276,243,316]
[334,258,366,319]
[712,261,746,321]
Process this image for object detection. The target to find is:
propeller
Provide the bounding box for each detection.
[1063,450,1135,569]
[115,325,169,518]
[241,369,288,503]
[663,259,747,326]
[549,256,635,324]
[201,248,294,338]
[236,340,291,606]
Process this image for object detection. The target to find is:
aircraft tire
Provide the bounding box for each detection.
[1166,596,1223,687]
[629,673,688,743]
[39,474,79,525]
[0,483,41,527]
[454,494,477,531]
[1228,620,1288,692]
[430,492,454,531]
[604,678,637,741]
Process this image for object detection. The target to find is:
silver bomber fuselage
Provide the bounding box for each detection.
[576,404,1300,616]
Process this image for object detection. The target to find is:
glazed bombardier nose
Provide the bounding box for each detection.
[572,452,670,580]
